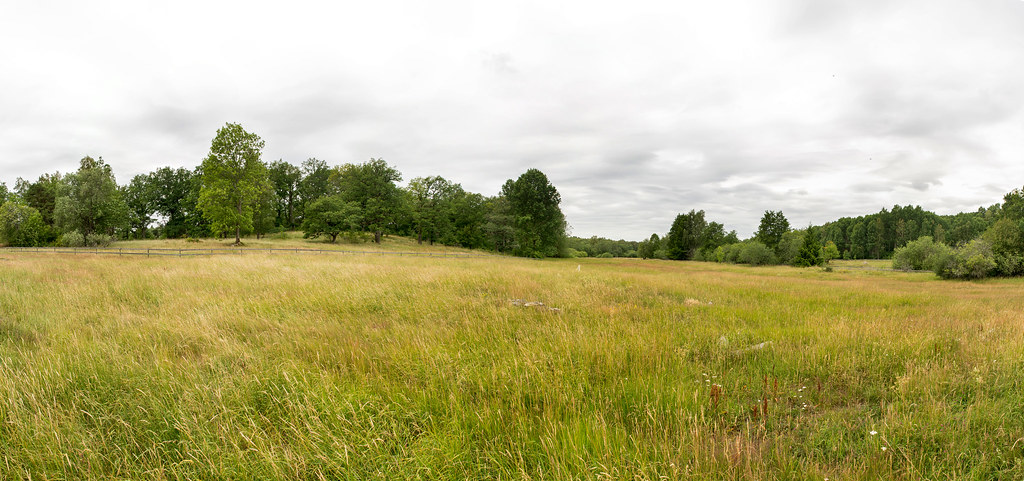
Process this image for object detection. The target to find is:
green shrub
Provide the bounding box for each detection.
[738,241,777,266]
[57,230,86,247]
[0,201,47,247]
[85,233,114,247]
[596,252,614,258]
[892,236,953,272]
[938,239,997,279]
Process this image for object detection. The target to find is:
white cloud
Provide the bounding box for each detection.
[2,0,1023,239]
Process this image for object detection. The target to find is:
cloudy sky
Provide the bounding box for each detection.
[2,1,1023,239]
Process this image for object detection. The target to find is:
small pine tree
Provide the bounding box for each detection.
[793,228,822,267]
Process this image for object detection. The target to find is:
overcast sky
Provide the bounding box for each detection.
[2,1,1023,239]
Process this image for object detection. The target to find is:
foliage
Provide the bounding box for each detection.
[637,233,661,259]
[332,158,403,244]
[738,241,777,265]
[892,236,952,272]
[53,156,129,238]
[755,210,789,251]
[567,236,639,258]
[666,210,707,260]
[56,230,86,247]
[0,201,46,246]
[268,160,302,229]
[501,169,566,258]
[407,176,460,245]
[776,230,804,265]
[123,173,156,239]
[301,195,363,243]
[821,241,840,263]
[937,239,997,279]
[792,227,822,267]
[197,123,269,244]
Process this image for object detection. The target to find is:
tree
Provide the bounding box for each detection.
[793,227,822,267]
[666,210,707,260]
[482,195,515,252]
[197,123,269,245]
[252,181,277,239]
[449,191,488,249]
[124,173,156,239]
[755,210,789,251]
[407,176,460,245]
[0,183,8,204]
[0,200,46,246]
[298,158,332,220]
[268,160,302,228]
[821,241,840,263]
[848,221,867,259]
[501,169,567,258]
[53,156,129,239]
[638,233,660,259]
[149,167,197,238]
[330,158,404,243]
[302,195,362,243]
[20,173,63,228]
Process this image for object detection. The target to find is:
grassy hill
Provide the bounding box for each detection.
[1,237,1022,479]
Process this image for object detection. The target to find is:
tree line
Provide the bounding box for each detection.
[0,123,567,258]
[638,188,1024,279]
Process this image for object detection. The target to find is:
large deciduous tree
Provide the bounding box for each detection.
[53,156,129,238]
[197,123,269,245]
[268,160,302,229]
[0,200,46,247]
[302,195,362,243]
[501,169,566,258]
[666,210,707,260]
[332,158,403,243]
[407,175,460,245]
[755,210,790,251]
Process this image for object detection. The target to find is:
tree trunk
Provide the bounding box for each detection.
[374,230,381,243]
[235,199,242,245]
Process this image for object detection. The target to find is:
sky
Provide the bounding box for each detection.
[2,0,1023,239]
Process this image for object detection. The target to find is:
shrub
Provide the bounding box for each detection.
[714,246,726,263]
[596,252,614,258]
[738,241,777,266]
[85,233,114,247]
[0,201,47,247]
[938,239,997,279]
[57,230,86,247]
[723,243,743,263]
[892,236,953,272]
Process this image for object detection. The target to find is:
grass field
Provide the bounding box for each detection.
[1,237,1023,479]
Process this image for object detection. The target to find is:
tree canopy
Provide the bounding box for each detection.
[501,169,566,258]
[197,123,268,245]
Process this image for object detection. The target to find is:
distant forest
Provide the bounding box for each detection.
[2,122,1023,278]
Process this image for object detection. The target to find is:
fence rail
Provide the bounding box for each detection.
[0,246,495,259]
[828,264,933,274]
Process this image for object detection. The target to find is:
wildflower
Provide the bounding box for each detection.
[881,446,887,452]
[869,430,878,436]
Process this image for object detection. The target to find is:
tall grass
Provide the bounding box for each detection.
[1,247,1022,479]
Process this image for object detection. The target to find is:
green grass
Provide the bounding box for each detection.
[1,239,1023,479]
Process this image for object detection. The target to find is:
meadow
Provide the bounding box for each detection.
[1,237,1022,480]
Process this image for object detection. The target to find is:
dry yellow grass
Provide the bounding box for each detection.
[1,247,1022,479]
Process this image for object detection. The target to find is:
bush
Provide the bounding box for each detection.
[938,239,997,279]
[892,236,952,272]
[738,241,777,266]
[596,252,614,258]
[723,243,743,263]
[85,233,114,247]
[714,246,726,262]
[565,248,588,258]
[57,230,86,247]
[0,201,47,247]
